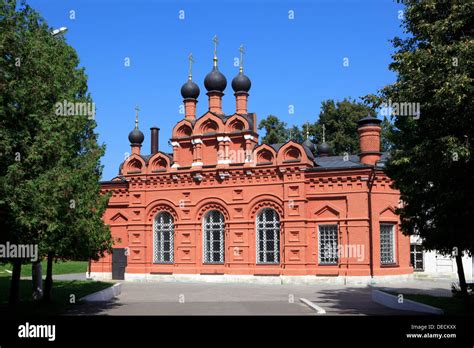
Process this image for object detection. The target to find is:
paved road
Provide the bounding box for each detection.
[65,279,451,316]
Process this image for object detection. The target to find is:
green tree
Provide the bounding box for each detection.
[0,0,112,305]
[380,116,395,152]
[258,115,289,144]
[288,125,304,143]
[314,98,376,155]
[376,0,473,311]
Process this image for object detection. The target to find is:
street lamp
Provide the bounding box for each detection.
[51,27,68,37]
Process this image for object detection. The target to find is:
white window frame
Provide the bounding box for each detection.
[318,224,339,265]
[380,223,397,265]
[410,243,424,271]
[153,212,174,264]
[256,208,280,264]
[203,210,225,264]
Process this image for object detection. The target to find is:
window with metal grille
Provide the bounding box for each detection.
[256,208,280,264]
[153,212,174,263]
[203,210,225,264]
[318,224,339,264]
[410,244,424,271]
[380,223,396,265]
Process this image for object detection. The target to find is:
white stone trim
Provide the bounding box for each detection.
[217,159,232,164]
[171,163,180,168]
[192,138,202,144]
[244,135,254,140]
[171,141,180,147]
[191,161,203,167]
[121,273,414,285]
[217,136,225,142]
[223,136,231,142]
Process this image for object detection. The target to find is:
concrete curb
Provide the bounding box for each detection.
[372,289,444,315]
[80,283,122,302]
[299,298,326,314]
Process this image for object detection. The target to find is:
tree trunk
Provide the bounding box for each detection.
[43,252,54,303]
[455,252,470,313]
[8,259,22,306]
[32,261,43,300]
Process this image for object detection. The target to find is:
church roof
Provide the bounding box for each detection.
[207,111,256,132]
[269,142,315,161]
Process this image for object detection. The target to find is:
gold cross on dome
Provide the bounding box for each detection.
[213,35,219,56]
[322,124,326,143]
[134,105,140,128]
[188,53,194,79]
[306,122,310,139]
[239,44,245,72]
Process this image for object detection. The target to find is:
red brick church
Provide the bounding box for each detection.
[91,45,412,282]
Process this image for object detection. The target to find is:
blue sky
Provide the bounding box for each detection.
[28,0,405,180]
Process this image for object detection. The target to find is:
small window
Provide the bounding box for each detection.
[380,224,396,265]
[318,224,339,264]
[410,244,424,271]
[203,210,225,264]
[153,212,174,263]
[256,208,280,264]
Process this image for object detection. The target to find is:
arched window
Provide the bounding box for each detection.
[153,212,174,263]
[203,210,225,264]
[256,208,280,264]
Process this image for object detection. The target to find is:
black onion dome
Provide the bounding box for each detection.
[232,71,251,92]
[128,128,144,145]
[181,79,200,99]
[302,139,315,152]
[317,142,331,156]
[204,66,227,92]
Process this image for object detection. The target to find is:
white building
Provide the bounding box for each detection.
[410,235,473,281]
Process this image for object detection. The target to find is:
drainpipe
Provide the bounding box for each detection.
[367,168,376,279]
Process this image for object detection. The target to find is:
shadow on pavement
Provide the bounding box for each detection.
[65,298,123,316]
[308,286,445,315]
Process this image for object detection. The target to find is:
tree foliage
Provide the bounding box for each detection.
[258,98,392,155]
[0,0,112,303]
[258,115,289,144]
[372,0,473,309]
[314,99,376,155]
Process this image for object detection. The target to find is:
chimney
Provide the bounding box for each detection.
[150,126,159,154]
[357,116,382,165]
[207,91,224,113]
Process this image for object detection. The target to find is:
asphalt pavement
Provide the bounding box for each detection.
[64,278,453,315]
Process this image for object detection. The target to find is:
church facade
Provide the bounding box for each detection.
[91,49,412,281]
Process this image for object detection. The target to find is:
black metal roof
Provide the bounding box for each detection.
[314,154,366,169]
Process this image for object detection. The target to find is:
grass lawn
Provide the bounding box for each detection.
[387,291,473,315]
[0,260,88,277]
[0,261,111,316]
